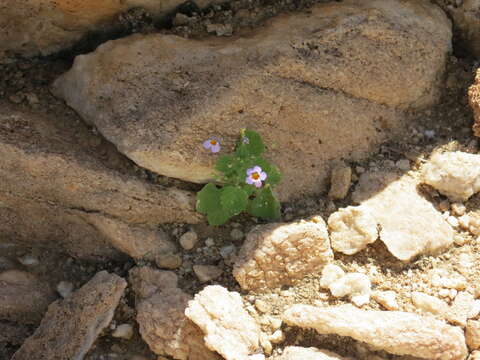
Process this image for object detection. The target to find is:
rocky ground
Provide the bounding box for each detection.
[2,0,480,360]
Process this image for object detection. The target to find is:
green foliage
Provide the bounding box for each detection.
[196,129,282,226]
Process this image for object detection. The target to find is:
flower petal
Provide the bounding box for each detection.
[246,176,254,185]
[253,165,262,173]
[211,143,221,153]
[260,171,267,181]
[247,167,256,176]
[254,180,262,188]
[203,140,212,149]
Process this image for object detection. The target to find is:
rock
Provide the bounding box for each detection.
[185,285,261,360]
[56,281,74,298]
[422,151,480,201]
[0,270,56,325]
[0,0,221,60]
[233,217,333,291]
[471,351,480,360]
[129,267,219,360]
[448,291,476,327]
[53,0,451,202]
[466,320,480,350]
[327,206,378,255]
[276,346,350,360]
[17,254,39,267]
[230,229,244,241]
[451,203,466,216]
[180,230,199,250]
[112,324,134,340]
[155,253,183,269]
[268,330,284,344]
[255,299,271,314]
[469,212,480,236]
[12,271,126,360]
[0,321,31,345]
[352,171,454,262]
[283,304,468,360]
[470,69,480,137]
[411,292,449,317]
[0,104,197,260]
[206,23,233,36]
[193,265,223,283]
[319,264,345,289]
[328,163,352,200]
[372,290,399,311]
[328,273,371,307]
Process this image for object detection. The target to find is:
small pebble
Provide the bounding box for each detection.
[179,230,198,250]
[17,254,39,266]
[268,330,285,344]
[255,299,271,313]
[451,203,466,216]
[57,281,74,298]
[204,238,215,247]
[220,244,236,259]
[155,253,182,269]
[396,159,410,171]
[112,324,134,340]
[447,216,459,227]
[193,265,223,283]
[230,228,244,241]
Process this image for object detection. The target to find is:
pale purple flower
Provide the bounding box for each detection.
[203,138,221,153]
[246,166,267,188]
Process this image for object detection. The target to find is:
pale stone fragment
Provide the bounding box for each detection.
[327,206,378,255]
[276,346,350,360]
[329,273,371,307]
[466,320,480,350]
[283,304,468,360]
[372,290,399,310]
[422,151,480,201]
[185,285,261,360]
[319,264,345,289]
[411,292,449,317]
[233,217,333,291]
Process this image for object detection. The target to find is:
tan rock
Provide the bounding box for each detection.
[466,320,480,350]
[448,291,476,327]
[276,346,349,360]
[283,304,468,360]
[327,206,378,255]
[422,151,480,201]
[328,163,352,200]
[129,267,219,360]
[372,290,399,311]
[193,265,223,283]
[0,102,197,260]
[411,292,449,317]
[329,273,371,307]
[155,253,183,269]
[233,217,333,291]
[470,69,480,137]
[12,271,126,360]
[470,350,480,360]
[185,285,260,360]
[319,264,345,289]
[468,212,480,236]
[0,0,221,60]
[352,172,454,261]
[0,270,55,325]
[53,0,451,201]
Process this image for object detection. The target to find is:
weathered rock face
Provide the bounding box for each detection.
[12,271,126,360]
[0,270,56,325]
[53,0,451,201]
[129,267,220,360]
[283,304,468,360]
[185,285,261,360]
[0,0,216,60]
[0,103,199,259]
[276,347,350,360]
[469,69,480,137]
[233,217,333,291]
[352,171,454,262]
[422,151,480,202]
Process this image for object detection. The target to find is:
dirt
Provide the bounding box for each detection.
[1,0,479,359]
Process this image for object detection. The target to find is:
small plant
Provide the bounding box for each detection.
[196,129,282,226]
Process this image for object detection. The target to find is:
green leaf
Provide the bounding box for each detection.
[215,155,236,175]
[265,164,282,186]
[248,186,281,220]
[235,129,265,157]
[196,183,221,215]
[207,208,232,226]
[220,186,248,216]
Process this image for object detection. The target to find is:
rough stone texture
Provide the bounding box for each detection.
[129,267,220,360]
[233,217,333,291]
[0,0,220,60]
[0,270,56,324]
[328,163,352,200]
[448,291,476,327]
[0,103,198,259]
[422,151,480,202]
[185,285,261,360]
[12,271,126,360]
[466,320,480,351]
[411,292,449,317]
[328,273,371,307]
[470,69,480,137]
[372,290,399,310]
[319,264,345,289]
[0,321,31,345]
[53,0,451,201]
[352,171,454,262]
[327,206,378,255]
[283,304,468,360]
[275,346,350,360]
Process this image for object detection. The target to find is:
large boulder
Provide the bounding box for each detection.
[0,0,216,60]
[53,0,452,201]
[0,102,199,259]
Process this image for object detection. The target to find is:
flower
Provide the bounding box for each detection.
[203,138,221,153]
[246,166,267,188]
[242,136,250,144]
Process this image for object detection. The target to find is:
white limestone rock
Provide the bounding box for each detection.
[329,273,371,307]
[275,346,350,360]
[283,304,468,360]
[319,264,345,289]
[327,206,378,255]
[422,151,480,202]
[185,285,261,360]
[233,217,333,291]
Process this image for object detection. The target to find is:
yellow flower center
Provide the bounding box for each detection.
[252,172,260,180]
[210,140,217,145]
